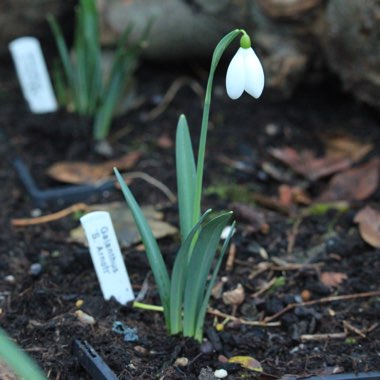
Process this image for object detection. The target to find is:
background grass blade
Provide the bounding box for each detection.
[114,168,171,325]
[169,209,211,334]
[176,114,197,240]
[47,15,78,107]
[183,212,232,337]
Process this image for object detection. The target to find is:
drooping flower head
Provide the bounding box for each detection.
[226,32,265,100]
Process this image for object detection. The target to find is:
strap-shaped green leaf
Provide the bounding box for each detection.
[169,209,211,334]
[194,221,235,341]
[0,327,47,380]
[114,168,171,325]
[183,212,232,337]
[176,114,197,240]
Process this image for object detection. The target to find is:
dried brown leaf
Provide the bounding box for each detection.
[318,158,380,202]
[222,284,245,307]
[324,135,373,163]
[320,272,348,289]
[278,184,311,207]
[269,146,352,181]
[156,133,173,149]
[47,151,141,184]
[354,206,380,248]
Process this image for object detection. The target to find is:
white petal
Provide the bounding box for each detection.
[243,47,265,99]
[226,48,245,100]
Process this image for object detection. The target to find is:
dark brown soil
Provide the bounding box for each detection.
[1,60,380,380]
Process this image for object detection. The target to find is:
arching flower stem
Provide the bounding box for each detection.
[192,29,245,225]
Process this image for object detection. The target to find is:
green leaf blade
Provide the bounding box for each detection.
[169,209,211,335]
[0,328,47,380]
[194,221,235,341]
[183,212,232,337]
[176,114,197,240]
[114,168,171,325]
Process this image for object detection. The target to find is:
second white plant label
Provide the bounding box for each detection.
[80,211,135,305]
[9,36,58,114]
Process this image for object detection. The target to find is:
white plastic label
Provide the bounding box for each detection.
[9,37,58,113]
[80,211,135,305]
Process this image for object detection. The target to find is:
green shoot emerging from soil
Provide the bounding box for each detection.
[48,0,149,141]
[115,29,264,341]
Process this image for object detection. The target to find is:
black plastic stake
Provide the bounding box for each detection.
[299,372,380,380]
[72,339,125,380]
[1,127,115,208]
[12,156,115,208]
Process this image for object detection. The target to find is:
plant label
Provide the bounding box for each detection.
[9,37,58,114]
[80,211,135,305]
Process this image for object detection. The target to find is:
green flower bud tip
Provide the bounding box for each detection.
[240,33,251,49]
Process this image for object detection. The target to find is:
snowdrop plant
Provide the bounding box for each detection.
[115,29,264,341]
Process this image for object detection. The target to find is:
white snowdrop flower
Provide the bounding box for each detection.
[226,33,264,100]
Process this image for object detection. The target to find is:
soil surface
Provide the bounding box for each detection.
[1,58,380,380]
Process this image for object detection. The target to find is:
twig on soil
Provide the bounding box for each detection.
[225,243,237,272]
[251,277,279,298]
[240,260,323,280]
[118,172,177,203]
[343,320,379,338]
[271,262,324,271]
[11,203,89,226]
[343,320,367,338]
[263,290,380,322]
[145,77,204,120]
[300,332,346,342]
[301,320,379,342]
[287,217,302,254]
[131,302,280,327]
[207,307,281,327]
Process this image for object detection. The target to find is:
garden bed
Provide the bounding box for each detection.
[1,60,380,379]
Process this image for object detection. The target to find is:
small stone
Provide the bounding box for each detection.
[75,299,84,308]
[134,345,148,355]
[200,340,214,354]
[214,369,228,378]
[29,263,42,276]
[4,275,15,284]
[30,209,42,217]
[300,289,312,301]
[75,310,96,325]
[218,354,228,363]
[94,140,114,157]
[215,323,224,332]
[265,123,280,136]
[174,357,189,367]
[112,321,139,342]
